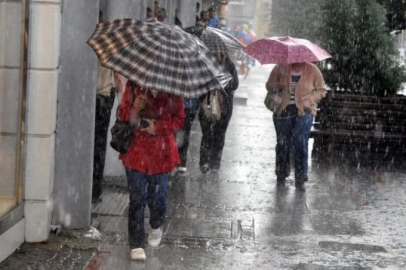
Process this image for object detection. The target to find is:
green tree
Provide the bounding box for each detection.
[378,0,406,32]
[270,0,406,34]
[319,0,405,96]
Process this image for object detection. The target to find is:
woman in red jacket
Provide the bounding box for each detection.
[118,81,185,261]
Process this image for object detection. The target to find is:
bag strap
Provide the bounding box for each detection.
[116,81,136,118]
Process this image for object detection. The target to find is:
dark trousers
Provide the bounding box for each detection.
[178,106,199,167]
[92,90,115,200]
[198,106,233,170]
[125,169,169,249]
[273,105,313,181]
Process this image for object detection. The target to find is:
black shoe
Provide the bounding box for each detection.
[92,197,102,204]
[276,177,286,184]
[295,181,306,192]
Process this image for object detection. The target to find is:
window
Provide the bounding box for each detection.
[0,0,26,220]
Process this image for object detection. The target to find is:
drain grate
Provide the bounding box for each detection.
[319,241,387,253]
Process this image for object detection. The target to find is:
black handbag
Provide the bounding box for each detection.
[110,84,136,153]
[110,119,134,153]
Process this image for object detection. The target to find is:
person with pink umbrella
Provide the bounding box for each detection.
[245,36,330,191]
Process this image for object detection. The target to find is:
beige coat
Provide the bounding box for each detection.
[265,62,327,116]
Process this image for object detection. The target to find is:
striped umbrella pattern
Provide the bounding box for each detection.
[87,19,232,98]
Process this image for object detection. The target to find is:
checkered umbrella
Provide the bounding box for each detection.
[199,27,245,54]
[87,19,232,98]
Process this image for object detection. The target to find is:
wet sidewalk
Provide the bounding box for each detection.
[2,66,406,270]
[86,66,406,270]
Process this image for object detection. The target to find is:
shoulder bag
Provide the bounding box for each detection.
[110,85,136,153]
[264,90,283,112]
[201,91,221,121]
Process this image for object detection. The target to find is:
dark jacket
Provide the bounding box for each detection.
[221,58,239,115]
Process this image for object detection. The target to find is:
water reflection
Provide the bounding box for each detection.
[130,250,163,270]
[270,185,307,235]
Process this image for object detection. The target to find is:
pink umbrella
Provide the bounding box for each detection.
[244,36,331,64]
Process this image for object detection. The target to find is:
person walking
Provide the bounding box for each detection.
[198,10,209,27]
[174,7,182,28]
[118,81,185,260]
[153,1,160,18]
[195,2,201,25]
[92,11,123,204]
[157,8,167,22]
[266,62,326,191]
[146,7,153,19]
[198,54,239,174]
[207,6,220,28]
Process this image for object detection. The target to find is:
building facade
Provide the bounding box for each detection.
[0,0,196,263]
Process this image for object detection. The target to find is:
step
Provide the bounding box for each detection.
[233,89,248,106]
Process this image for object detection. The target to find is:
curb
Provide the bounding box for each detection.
[83,245,114,270]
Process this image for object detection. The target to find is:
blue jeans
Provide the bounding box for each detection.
[125,169,169,249]
[273,105,313,182]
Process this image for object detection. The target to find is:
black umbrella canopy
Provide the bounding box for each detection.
[199,26,245,54]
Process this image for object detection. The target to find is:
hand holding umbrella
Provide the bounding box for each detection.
[133,95,147,111]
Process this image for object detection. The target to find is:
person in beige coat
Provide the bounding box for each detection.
[265,62,326,191]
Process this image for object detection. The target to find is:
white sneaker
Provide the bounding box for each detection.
[176,167,187,175]
[148,227,163,248]
[131,248,146,261]
[200,164,210,174]
[171,167,186,176]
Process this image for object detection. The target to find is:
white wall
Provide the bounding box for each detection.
[105,0,146,20]
[178,0,197,28]
[24,0,62,242]
[52,0,99,229]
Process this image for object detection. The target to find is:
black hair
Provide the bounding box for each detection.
[99,10,104,22]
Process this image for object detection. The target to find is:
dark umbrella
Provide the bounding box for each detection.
[198,26,245,54]
[87,19,232,98]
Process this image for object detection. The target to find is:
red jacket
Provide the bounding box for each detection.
[118,82,185,175]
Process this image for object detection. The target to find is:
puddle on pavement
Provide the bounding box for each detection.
[319,241,387,253]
